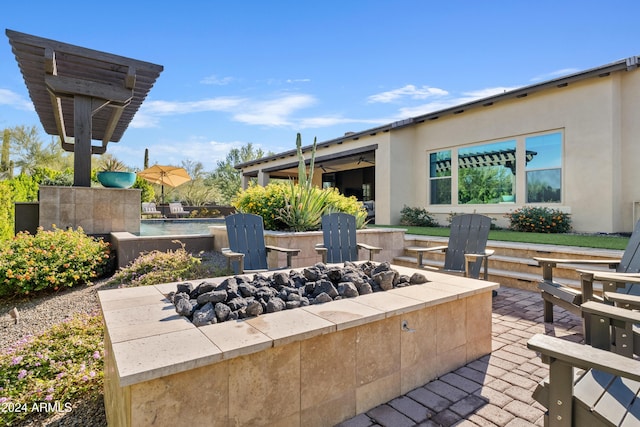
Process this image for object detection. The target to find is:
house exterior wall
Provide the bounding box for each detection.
[239,64,640,234]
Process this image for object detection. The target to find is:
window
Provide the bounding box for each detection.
[429,150,451,204]
[458,140,516,204]
[525,133,562,203]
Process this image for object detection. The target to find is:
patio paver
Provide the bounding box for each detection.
[336,286,583,427]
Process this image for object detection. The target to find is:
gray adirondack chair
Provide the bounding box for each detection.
[315,213,382,263]
[413,213,494,280]
[527,333,640,427]
[534,219,640,324]
[222,213,300,274]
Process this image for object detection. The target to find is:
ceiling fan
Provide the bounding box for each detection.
[357,156,375,165]
[319,164,338,173]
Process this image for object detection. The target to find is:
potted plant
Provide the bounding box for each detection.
[96,158,137,189]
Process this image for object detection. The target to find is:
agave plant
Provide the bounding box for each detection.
[277,134,329,231]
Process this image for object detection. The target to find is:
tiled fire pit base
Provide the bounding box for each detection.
[99,264,498,427]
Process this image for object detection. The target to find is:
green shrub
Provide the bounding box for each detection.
[400,206,438,227]
[234,183,368,231]
[233,181,289,231]
[324,187,368,227]
[108,242,227,287]
[0,227,111,297]
[505,206,571,233]
[188,207,221,218]
[0,312,104,426]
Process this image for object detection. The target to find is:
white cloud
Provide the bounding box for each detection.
[0,88,35,111]
[111,137,245,171]
[299,116,387,129]
[393,86,521,119]
[232,94,316,127]
[200,75,234,85]
[530,68,580,82]
[142,97,245,115]
[368,85,448,103]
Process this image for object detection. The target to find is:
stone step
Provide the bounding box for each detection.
[395,235,626,293]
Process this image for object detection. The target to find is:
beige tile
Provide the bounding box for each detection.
[98,286,165,303]
[108,316,194,344]
[101,302,183,330]
[436,344,468,377]
[131,359,229,426]
[302,298,386,330]
[245,308,335,346]
[436,298,467,354]
[389,282,459,307]
[200,320,273,359]
[353,290,424,316]
[99,293,169,311]
[113,328,222,386]
[356,317,400,386]
[356,372,401,414]
[103,332,131,427]
[300,328,356,410]
[301,390,356,427]
[228,342,301,426]
[398,308,439,393]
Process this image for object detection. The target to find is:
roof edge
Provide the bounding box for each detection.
[234,56,638,170]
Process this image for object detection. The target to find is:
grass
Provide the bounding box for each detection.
[372,224,630,250]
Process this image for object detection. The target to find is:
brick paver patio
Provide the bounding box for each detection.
[337,286,584,427]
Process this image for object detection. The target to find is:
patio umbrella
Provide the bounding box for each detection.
[137,165,191,203]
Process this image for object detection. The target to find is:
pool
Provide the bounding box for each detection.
[139,218,224,236]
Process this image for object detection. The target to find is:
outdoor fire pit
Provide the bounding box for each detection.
[100,263,498,426]
[169,261,428,326]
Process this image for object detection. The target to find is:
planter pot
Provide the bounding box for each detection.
[97,171,137,189]
[501,194,515,202]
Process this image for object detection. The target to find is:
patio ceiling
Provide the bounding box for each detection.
[245,145,377,179]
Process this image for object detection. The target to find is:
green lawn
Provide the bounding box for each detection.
[371,225,629,250]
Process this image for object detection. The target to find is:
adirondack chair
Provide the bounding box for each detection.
[169,202,189,218]
[527,333,640,427]
[141,202,162,218]
[534,219,640,324]
[412,213,494,280]
[315,212,382,263]
[222,213,300,274]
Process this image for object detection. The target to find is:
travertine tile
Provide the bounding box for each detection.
[354,291,425,316]
[390,282,459,307]
[356,372,401,414]
[200,320,273,359]
[131,359,229,426]
[228,342,300,425]
[98,286,165,302]
[245,307,335,346]
[101,301,183,330]
[436,298,467,353]
[107,316,194,344]
[300,328,357,410]
[301,390,356,427]
[356,317,400,386]
[99,293,169,311]
[399,307,438,393]
[112,328,222,386]
[302,298,386,330]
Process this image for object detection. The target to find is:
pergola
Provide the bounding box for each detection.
[6,29,163,186]
[435,148,537,175]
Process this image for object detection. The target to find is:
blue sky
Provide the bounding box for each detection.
[1,0,638,172]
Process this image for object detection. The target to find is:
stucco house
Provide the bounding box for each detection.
[236,56,640,234]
